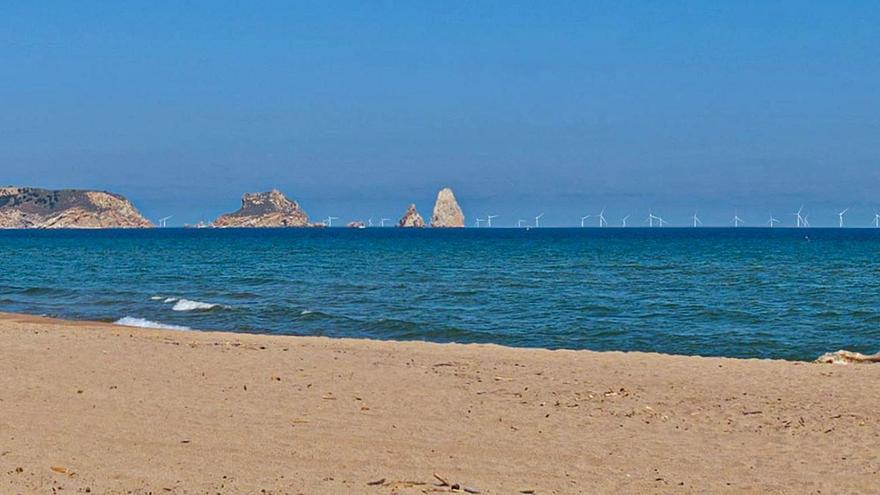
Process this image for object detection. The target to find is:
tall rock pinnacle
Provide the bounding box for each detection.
[430,188,465,228]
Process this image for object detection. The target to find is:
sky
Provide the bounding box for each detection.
[1,1,879,227]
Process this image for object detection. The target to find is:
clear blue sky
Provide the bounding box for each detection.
[2,1,878,226]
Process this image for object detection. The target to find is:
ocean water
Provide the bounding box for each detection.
[1,228,878,361]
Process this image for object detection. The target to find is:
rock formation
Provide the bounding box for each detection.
[212,189,309,227]
[398,204,425,228]
[430,187,465,228]
[0,187,153,228]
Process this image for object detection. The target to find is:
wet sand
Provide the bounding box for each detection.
[1,311,878,494]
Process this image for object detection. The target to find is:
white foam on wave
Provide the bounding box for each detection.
[300,310,313,315]
[114,316,190,331]
[149,296,164,301]
[164,297,179,303]
[172,298,222,312]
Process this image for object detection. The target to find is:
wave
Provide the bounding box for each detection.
[164,297,179,303]
[172,298,223,312]
[114,316,190,331]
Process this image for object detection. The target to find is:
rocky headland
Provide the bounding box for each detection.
[0,187,153,229]
[212,190,309,228]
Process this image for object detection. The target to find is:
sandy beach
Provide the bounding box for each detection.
[1,312,878,494]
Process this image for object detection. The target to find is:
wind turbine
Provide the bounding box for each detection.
[691,212,702,228]
[647,213,665,227]
[534,213,545,228]
[367,218,373,227]
[157,215,173,228]
[794,206,806,228]
[487,215,498,227]
[802,214,811,228]
[380,218,391,227]
[325,216,339,227]
[597,208,607,227]
[656,215,668,227]
[621,215,630,227]
[767,214,780,228]
[873,211,880,228]
[838,208,849,228]
[474,218,484,228]
[732,213,744,228]
[580,215,591,228]
[517,219,528,228]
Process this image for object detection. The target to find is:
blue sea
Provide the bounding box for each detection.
[1,228,878,361]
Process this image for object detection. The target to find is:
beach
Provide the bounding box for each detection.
[1,312,878,494]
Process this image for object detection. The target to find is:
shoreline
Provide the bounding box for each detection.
[5,310,857,363]
[2,311,879,493]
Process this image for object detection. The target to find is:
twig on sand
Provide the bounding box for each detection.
[434,473,451,486]
[742,410,762,416]
[365,478,426,489]
[433,472,481,493]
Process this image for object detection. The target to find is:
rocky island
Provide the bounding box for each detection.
[397,204,425,228]
[430,187,465,228]
[212,189,309,227]
[0,187,152,229]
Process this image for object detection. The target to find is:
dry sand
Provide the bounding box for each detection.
[1,312,878,494]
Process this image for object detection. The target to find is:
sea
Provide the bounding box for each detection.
[1,227,878,361]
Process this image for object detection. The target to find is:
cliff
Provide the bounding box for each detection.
[398,204,425,228]
[0,187,153,229]
[212,190,309,227]
[430,187,465,228]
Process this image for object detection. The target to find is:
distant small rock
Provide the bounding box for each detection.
[212,190,309,228]
[430,187,465,228]
[0,187,152,229]
[398,204,425,228]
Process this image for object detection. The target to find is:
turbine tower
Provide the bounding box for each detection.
[732,213,744,228]
[157,215,173,228]
[474,218,484,228]
[534,213,545,228]
[767,214,780,228]
[838,208,849,228]
[580,215,591,228]
[380,218,391,227]
[621,215,630,227]
[794,206,806,228]
[487,215,498,227]
[874,211,880,228]
[647,213,665,227]
[598,208,607,227]
[691,212,702,228]
[517,219,528,228]
[325,216,339,227]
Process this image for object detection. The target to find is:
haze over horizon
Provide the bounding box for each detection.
[2,1,878,226]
